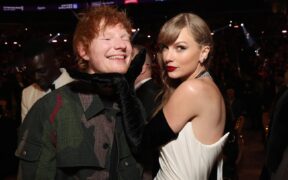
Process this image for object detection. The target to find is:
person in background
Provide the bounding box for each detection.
[265,85,288,180]
[0,98,18,179]
[20,39,74,121]
[260,69,288,180]
[122,12,229,179]
[133,44,161,117]
[223,86,247,180]
[132,44,162,179]
[15,6,145,180]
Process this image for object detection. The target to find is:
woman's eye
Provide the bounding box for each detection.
[160,44,168,51]
[176,46,186,51]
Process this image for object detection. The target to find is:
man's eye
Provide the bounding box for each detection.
[37,69,47,74]
[121,36,131,41]
[99,36,111,40]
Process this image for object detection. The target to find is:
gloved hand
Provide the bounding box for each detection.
[69,69,146,149]
[125,48,146,85]
[69,70,119,85]
[69,71,130,94]
[68,48,146,86]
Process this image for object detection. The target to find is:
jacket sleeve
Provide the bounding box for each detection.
[266,90,288,172]
[16,98,56,180]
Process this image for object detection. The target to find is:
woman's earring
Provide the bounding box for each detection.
[200,57,206,64]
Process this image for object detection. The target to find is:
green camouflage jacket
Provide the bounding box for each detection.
[15,82,143,180]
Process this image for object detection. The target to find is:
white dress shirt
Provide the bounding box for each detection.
[21,68,74,121]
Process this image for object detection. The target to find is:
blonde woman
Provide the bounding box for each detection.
[123,12,229,180]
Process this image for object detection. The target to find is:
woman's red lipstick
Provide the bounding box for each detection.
[166,66,177,72]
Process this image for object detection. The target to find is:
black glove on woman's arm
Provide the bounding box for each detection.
[69,70,147,149]
[113,75,147,149]
[130,109,178,156]
[118,91,178,159]
[125,48,146,84]
[68,49,146,86]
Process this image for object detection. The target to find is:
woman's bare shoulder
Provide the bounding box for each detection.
[175,78,211,96]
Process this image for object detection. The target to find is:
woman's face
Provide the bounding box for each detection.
[162,27,207,80]
[81,23,132,74]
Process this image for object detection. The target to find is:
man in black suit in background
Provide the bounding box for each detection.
[132,44,161,179]
[133,44,161,117]
[261,70,288,180]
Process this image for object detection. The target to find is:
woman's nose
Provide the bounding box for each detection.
[163,49,174,62]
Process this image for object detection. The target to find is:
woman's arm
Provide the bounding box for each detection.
[121,80,201,152]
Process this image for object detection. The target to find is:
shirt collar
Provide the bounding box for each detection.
[134,77,152,90]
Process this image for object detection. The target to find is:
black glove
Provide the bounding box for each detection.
[125,48,146,85]
[69,70,147,148]
[129,110,178,154]
[69,48,146,86]
[69,70,119,85]
[114,75,147,149]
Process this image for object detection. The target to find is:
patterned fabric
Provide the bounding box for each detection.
[21,68,74,121]
[16,81,143,180]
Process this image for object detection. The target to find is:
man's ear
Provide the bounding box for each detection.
[77,43,89,61]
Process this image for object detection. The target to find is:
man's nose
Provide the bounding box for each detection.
[114,38,127,49]
[34,72,43,81]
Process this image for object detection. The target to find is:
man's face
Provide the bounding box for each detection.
[26,53,60,91]
[81,23,132,74]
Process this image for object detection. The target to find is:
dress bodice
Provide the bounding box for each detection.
[155,121,229,180]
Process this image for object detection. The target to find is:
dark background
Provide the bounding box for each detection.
[0,0,279,35]
[0,1,286,179]
[0,0,286,70]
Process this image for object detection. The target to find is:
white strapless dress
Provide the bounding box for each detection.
[155,122,229,180]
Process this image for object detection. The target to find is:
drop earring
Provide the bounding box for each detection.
[200,57,206,64]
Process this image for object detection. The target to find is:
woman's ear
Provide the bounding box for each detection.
[200,46,210,63]
[77,43,89,61]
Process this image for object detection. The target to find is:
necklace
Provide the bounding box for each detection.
[195,70,210,79]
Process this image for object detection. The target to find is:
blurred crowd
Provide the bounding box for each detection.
[0,7,287,179]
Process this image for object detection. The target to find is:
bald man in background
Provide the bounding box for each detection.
[21,38,73,121]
